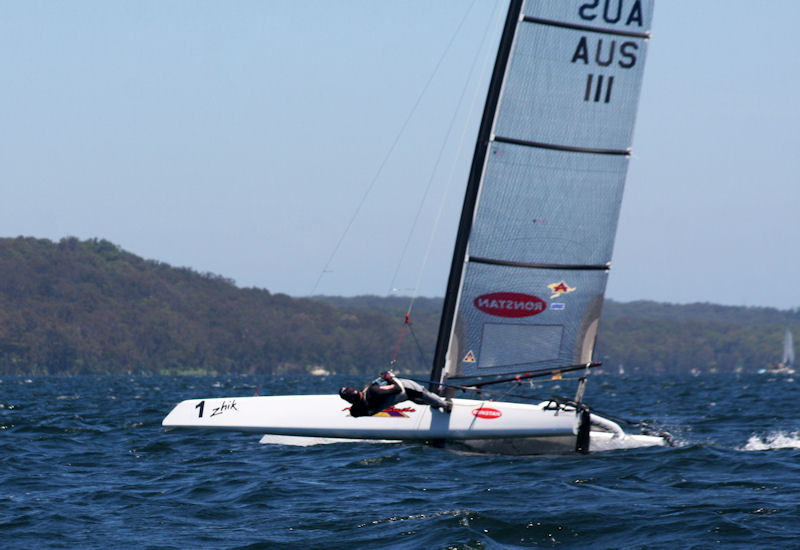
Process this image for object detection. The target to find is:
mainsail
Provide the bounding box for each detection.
[783,328,794,367]
[432,0,654,386]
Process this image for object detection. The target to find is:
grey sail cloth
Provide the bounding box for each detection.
[433,1,654,383]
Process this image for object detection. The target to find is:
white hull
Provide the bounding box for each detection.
[163,394,667,454]
[257,431,667,454]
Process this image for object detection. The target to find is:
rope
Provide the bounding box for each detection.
[406,317,430,369]
[388,313,432,370]
[390,314,410,365]
[390,0,505,316]
[310,0,484,297]
[494,381,521,402]
[387,2,505,372]
[388,0,497,298]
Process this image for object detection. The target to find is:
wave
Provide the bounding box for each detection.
[742,430,800,451]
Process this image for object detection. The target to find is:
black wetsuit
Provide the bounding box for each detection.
[347,376,449,417]
[348,382,403,417]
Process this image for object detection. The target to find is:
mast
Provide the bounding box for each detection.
[431,0,524,390]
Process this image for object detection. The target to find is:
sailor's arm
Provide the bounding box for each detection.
[383,372,407,401]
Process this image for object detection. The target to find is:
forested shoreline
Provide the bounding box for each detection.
[1,237,797,375]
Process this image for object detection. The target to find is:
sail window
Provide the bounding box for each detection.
[478,323,563,368]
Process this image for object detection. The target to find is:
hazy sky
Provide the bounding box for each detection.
[2,1,799,309]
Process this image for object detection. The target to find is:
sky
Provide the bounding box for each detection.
[2,1,799,309]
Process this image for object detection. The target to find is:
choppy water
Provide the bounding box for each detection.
[2,373,800,548]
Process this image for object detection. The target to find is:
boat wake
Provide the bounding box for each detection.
[741,431,800,451]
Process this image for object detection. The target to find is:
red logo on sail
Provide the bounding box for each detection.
[472,407,502,419]
[473,292,546,318]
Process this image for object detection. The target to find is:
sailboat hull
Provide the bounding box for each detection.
[163,394,668,453]
[257,430,667,455]
[163,394,576,440]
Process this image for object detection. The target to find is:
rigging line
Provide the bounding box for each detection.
[390,314,410,365]
[309,1,484,297]
[395,0,506,321]
[406,319,430,369]
[387,0,491,302]
[494,381,522,402]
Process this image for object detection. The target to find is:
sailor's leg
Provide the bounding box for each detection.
[401,379,448,410]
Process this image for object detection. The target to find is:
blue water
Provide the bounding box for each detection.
[3,373,800,548]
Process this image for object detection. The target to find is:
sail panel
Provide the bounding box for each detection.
[523,1,654,35]
[469,142,628,266]
[478,323,563,368]
[494,15,650,151]
[451,263,608,377]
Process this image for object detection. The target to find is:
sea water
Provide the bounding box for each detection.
[2,373,799,548]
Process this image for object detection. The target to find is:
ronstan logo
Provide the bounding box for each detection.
[472,407,502,419]
[473,292,546,318]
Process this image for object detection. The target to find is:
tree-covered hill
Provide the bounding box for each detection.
[0,236,797,375]
[596,300,800,373]
[0,237,411,375]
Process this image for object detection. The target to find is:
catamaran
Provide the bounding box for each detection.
[164,0,673,453]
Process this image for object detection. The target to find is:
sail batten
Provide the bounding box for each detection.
[470,256,609,271]
[493,135,630,156]
[522,16,651,39]
[432,0,654,387]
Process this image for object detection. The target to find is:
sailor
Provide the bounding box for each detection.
[339,371,452,417]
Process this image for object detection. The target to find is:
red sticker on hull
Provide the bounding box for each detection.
[473,292,546,318]
[471,407,502,419]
